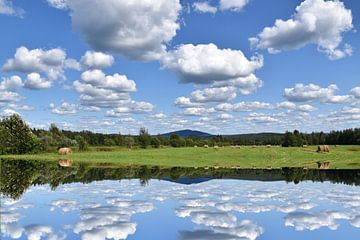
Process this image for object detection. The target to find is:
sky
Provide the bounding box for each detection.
[0,0,359,134]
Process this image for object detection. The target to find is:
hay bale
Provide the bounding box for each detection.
[194,145,198,148]
[302,145,308,148]
[235,145,241,149]
[317,161,330,169]
[266,144,271,148]
[214,145,219,150]
[203,145,209,148]
[58,159,72,167]
[317,145,330,152]
[58,147,72,155]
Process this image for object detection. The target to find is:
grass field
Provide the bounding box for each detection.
[1,145,359,169]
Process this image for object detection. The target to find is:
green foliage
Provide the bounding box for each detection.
[282,130,305,147]
[104,137,116,146]
[76,135,88,151]
[170,134,185,147]
[124,135,135,148]
[0,114,39,154]
[138,127,151,149]
[151,137,161,148]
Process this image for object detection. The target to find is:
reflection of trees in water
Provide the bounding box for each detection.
[1,159,359,200]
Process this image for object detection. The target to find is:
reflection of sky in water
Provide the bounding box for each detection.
[1,180,359,240]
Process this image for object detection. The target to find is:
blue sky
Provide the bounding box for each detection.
[0,0,359,134]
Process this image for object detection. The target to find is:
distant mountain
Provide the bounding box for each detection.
[160,129,213,138]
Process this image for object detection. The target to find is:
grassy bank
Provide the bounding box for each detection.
[1,145,359,169]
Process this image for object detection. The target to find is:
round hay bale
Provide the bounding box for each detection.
[194,145,198,148]
[203,145,209,148]
[58,159,73,167]
[213,145,219,150]
[317,145,330,152]
[58,147,72,155]
[302,145,308,148]
[266,144,271,148]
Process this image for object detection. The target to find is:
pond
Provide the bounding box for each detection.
[1,159,359,239]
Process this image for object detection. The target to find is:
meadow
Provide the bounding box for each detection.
[1,145,359,169]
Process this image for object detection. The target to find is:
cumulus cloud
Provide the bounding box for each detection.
[219,0,249,12]
[8,104,34,111]
[350,86,360,99]
[249,0,353,60]
[191,87,237,103]
[0,91,23,103]
[277,101,317,112]
[175,97,202,108]
[53,0,181,60]
[47,0,68,10]
[284,83,351,103]
[24,73,52,89]
[0,75,23,91]
[73,69,138,108]
[24,224,66,240]
[161,43,263,84]
[245,112,280,123]
[0,0,24,17]
[193,2,217,14]
[80,51,114,69]
[2,46,67,81]
[183,107,215,116]
[284,211,352,231]
[216,101,273,112]
[105,100,154,115]
[49,101,78,115]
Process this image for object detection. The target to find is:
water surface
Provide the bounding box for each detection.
[1,160,359,239]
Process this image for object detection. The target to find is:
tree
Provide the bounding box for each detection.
[138,127,151,148]
[104,137,115,146]
[0,114,39,154]
[76,135,88,151]
[124,135,135,148]
[151,137,161,148]
[282,131,295,147]
[170,134,185,147]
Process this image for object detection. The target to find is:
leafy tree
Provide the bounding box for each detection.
[124,135,135,148]
[104,137,115,146]
[170,134,185,147]
[76,135,88,151]
[151,137,161,148]
[138,127,151,148]
[0,114,39,154]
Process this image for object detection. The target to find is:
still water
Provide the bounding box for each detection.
[1,160,359,239]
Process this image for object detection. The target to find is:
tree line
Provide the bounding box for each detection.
[0,114,359,154]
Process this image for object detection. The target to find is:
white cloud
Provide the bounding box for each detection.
[24,73,52,89]
[284,211,352,231]
[8,104,34,111]
[49,101,78,115]
[350,86,360,99]
[2,46,68,83]
[284,83,351,103]
[55,0,181,60]
[0,0,24,17]
[277,101,316,112]
[80,70,136,92]
[175,97,202,108]
[24,225,65,240]
[250,0,353,60]
[219,0,249,12]
[218,113,233,120]
[193,2,217,14]
[105,100,154,115]
[245,113,279,123]
[74,69,138,108]
[216,101,273,112]
[216,74,263,95]
[0,91,23,103]
[183,107,215,116]
[191,87,237,103]
[0,75,23,91]
[161,43,263,84]
[47,0,68,10]
[81,51,114,69]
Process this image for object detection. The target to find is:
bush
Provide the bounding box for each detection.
[76,135,88,151]
[0,114,39,154]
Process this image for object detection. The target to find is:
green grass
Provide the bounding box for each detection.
[1,145,359,169]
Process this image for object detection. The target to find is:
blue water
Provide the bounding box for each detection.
[1,179,359,239]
